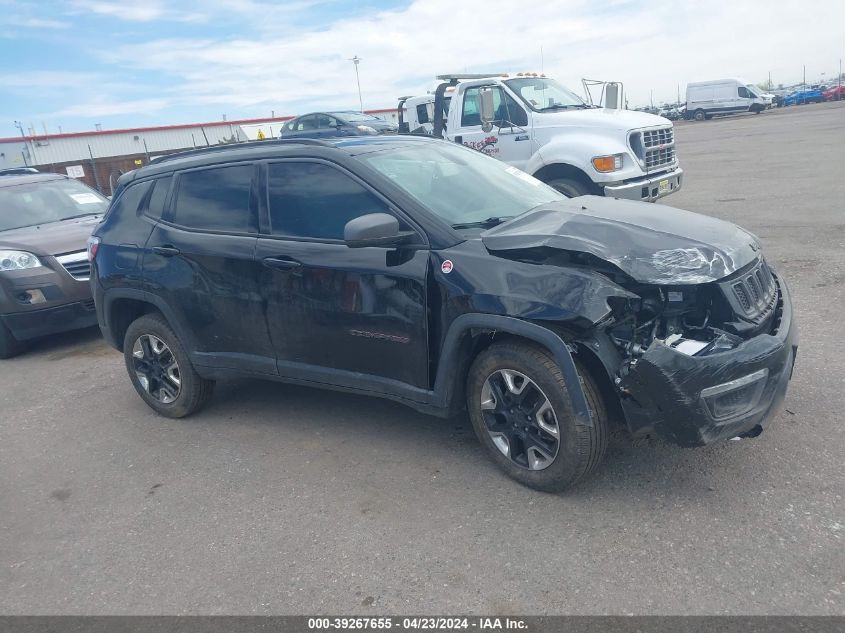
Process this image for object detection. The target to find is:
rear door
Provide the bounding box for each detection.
[143,162,275,375]
[254,159,430,389]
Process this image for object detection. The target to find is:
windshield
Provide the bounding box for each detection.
[358,142,562,227]
[504,78,586,111]
[0,178,108,232]
[330,111,382,123]
[745,84,762,98]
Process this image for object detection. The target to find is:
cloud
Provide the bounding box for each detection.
[103,0,843,115]
[67,0,206,23]
[3,16,68,29]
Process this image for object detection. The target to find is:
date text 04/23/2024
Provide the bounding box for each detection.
[307,617,528,630]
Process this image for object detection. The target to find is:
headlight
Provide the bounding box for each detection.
[356,125,378,135]
[591,154,623,172]
[0,250,43,271]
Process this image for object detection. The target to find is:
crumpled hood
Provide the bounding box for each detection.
[0,215,100,256]
[481,196,761,284]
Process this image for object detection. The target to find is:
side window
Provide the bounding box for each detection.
[461,89,482,126]
[268,162,393,240]
[491,87,528,126]
[145,175,172,219]
[296,115,317,131]
[416,104,430,124]
[738,86,750,98]
[172,165,254,233]
[316,114,338,128]
[107,180,151,220]
[461,86,527,127]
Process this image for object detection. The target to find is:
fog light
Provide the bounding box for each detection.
[700,369,768,421]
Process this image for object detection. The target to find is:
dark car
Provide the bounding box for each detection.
[279,111,398,138]
[90,137,797,491]
[0,171,108,358]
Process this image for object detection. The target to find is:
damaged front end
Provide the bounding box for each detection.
[598,259,797,446]
[482,196,799,446]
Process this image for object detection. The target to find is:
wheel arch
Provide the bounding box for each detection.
[432,314,593,426]
[103,289,194,353]
[531,163,597,193]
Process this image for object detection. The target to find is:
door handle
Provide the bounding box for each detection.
[151,245,180,257]
[263,256,302,270]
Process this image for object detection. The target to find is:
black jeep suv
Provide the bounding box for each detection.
[91,137,797,491]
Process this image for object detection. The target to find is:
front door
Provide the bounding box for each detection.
[255,159,430,389]
[452,84,534,171]
[143,162,275,374]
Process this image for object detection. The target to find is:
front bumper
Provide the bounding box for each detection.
[619,273,798,447]
[604,166,684,202]
[1,300,98,341]
[0,260,95,341]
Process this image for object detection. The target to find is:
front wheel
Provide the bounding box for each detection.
[546,177,592,198]
[123,313,214,418]
[466,342,608,492]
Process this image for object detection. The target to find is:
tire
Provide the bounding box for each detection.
[123,313,214,418]
[466,342,608,492]
[546,177,592,198]
[693,109,706,121]
[0,320,25,359]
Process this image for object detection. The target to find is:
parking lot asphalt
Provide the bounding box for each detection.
[1,102,844,616]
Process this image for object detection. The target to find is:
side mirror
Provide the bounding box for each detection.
[479,88,495,132]
[344,213,410,248]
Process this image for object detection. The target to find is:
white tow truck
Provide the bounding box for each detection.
[400,73,683,200]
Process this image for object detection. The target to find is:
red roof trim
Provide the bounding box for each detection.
[0,108,400,143]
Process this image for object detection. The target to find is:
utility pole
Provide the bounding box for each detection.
[803,65,806,90]
[350,55,364,112]
[839,59,842,101]
[13,120,28,166]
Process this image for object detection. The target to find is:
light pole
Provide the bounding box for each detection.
[350,55,363,112]
[14,120,28,166]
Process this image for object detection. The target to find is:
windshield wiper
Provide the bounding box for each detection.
[57,212,102,222]
[451,216,514,230]
[538,103,588,111]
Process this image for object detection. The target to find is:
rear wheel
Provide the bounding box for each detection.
[123,313,214,417]
[466,342,608,492]
[546,177,592,198]
[0,320,25,359]
[693,109,706,121]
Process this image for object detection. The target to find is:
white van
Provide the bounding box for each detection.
[686,79,768,121]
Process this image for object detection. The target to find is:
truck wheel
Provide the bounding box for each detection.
[466,342,608,492]
[693,109,706,121]
[546,177,591,198]
[0,320,25,359]
[123,313,215,418]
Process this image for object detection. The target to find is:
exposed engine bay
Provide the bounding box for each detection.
[603,255,779,362]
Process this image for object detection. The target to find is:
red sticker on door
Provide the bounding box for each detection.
[441,260,454,274]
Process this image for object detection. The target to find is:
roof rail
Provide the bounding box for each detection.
[152,138,334,165]
[0,167,40,176]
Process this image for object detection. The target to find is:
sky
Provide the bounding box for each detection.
[0,0,841,137]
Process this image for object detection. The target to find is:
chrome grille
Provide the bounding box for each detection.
[631,126,677,172]
[645,146,675,169]
[641,127,674,148]
[55,251,91,281]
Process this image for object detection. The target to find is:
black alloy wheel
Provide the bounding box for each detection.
[131,334,181,404]
[480,368,560,470]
